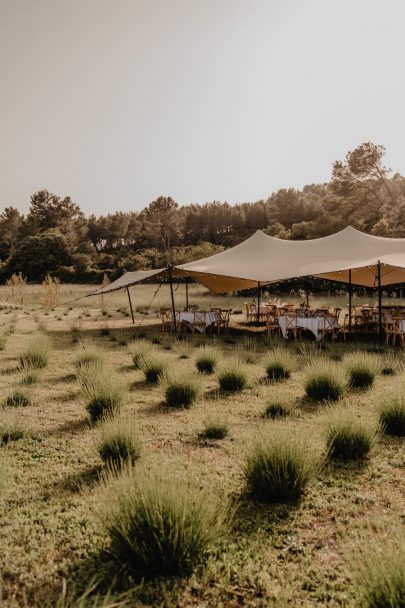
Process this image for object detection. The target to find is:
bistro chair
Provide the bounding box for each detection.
[245,302,256,323]
[333,307,342,321]
[266,312,281,338]
[210,308,231,334]
[392,316,405,347]
[192,310,206,334]
[318,314,339,342]
[285,313,301,340]
[160,308,174,333]
[383,314,396,346]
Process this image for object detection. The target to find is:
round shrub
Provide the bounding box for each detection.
[325,413,378,460]
[99,468,226,578]
[244,430,319,503]
[98,417,141,467]
[264,349,292,381]
[218,363,247,393]
[304,361,347,402]
[378,393,405,436]
[164,373,201,408]
[344,353,379,390]
[264,400,294,419]
[79,365,126,423]
[142,356,168,384]
[74,342,104,369]
[19,335,50,369]
[349,533,405,608]
[199,418,229,440]
[5,390,31,407]
[195,347,218,374]
[130,340,149,370]
[0,418,25,445]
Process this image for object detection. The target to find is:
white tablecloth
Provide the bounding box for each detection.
[279,315,340,341]
[175,311,220,332]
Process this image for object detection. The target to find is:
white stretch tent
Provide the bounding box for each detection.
[173,227,405,291]
[88,226,405,332]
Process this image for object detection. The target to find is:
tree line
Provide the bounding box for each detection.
[1,141,405,283]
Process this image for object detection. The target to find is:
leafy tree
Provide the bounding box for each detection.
[23,190,87,248]
[6,229,72,280]
[142,196,183,262]
[331,142,395,205]
[0,207,24,260]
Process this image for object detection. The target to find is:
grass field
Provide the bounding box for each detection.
[1,284,405,607]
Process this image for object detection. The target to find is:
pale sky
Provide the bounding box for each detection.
[1,0,405,215]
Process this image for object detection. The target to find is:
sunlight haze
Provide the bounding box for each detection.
[1,0,405,214]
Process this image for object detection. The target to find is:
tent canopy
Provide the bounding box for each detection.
[89,226,405,297]
[174,226,405,291]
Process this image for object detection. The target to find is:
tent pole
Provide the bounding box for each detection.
[348,269,352,334]
[377,261,382,342]
[168,265,177,332]
[306,280,309,307]
[126,287,135,324]
[257,281,261,324]
[185,280,189,309]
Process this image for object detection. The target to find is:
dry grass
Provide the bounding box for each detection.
[0,291,405,606]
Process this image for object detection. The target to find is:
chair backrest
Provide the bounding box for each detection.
[193,310,206,325]
[285,314,299,329]
[319,314,336,331]
[220,309,230,324]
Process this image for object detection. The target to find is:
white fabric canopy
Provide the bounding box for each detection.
[88,226,405,297]
[174,227,405,291]
[90,269,167,295]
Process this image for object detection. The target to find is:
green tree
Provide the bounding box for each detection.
[23,190,87,248]
[6,229,72,280]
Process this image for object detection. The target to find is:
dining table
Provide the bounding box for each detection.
[175,310,221,332]
[278,314,340,341]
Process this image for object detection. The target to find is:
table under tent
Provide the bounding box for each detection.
[89,226,405,343]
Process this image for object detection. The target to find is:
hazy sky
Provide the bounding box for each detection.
[1,0,405,215]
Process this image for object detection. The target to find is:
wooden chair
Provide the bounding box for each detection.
[245,303,256,323]
[315,308,329,316]
[383,315,396,346]
[192,310,207,334]
[333,307,342,321]
[392,316,405,347]
[160,309,174,333]
[285,314,301,340]
[209,309,230,334]
[266,312,281,338]
[339,313,350,341]
[318,314,339,342]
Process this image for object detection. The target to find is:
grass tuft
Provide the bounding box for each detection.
[325,410,379,461]
[199,417,229,440]
[98,416,141,467]
[218,361,247,393]
[0,415,25,444]
[344,353,379,389]
[348,530,405,607]
[79,365,126,423]
[5,389,32,407]
[195,346,219,374]
[244,429,319,503]
[163,372,201,408]
[264,399,294,419]
[378,389,405,436]
[129,340,150,370]
[264,348,292,381]
[19,334,51,369]
[141,355,169,384]
[99,467,227,578]
[74,342,105,370]
[304,360,347,402]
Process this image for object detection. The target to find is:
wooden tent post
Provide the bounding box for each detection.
[257,281,261,324]
[168,265,177,331]
[348,269,352,334]
[377,261,383,342]
[185,280,189,309]
[306,280,310,307]
[126,287,135,324]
